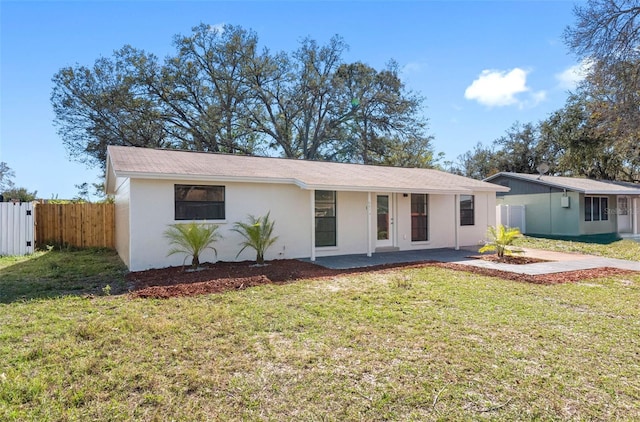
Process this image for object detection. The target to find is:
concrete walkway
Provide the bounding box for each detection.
[304,246,640,275]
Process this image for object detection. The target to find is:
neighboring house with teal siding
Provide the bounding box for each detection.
[484,172,640,237]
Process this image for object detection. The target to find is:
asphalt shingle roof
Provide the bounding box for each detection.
[106,146,508,194]
[485,172,640,195]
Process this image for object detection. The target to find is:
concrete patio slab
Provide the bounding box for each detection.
[302,247,478,270]
[303,246,640,275]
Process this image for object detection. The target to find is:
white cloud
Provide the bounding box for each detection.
[464,68,531,107]
[555,60,592,89]
[208,23,226,34]
[401,62,424,75]
[529,90,547,106]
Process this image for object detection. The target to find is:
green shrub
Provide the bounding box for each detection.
[164,223,222,268]
[232,212,279,265]
[479,224,523,258]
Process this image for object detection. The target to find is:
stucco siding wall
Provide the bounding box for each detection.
[123,179,501,270]
[113,177,131,268]
[498,192,580,236]
[549,191,581,235]
[128,179,312,271]
[459,192,495,246]
[315,191,368,257]
[579,194,617,235]
[395,193,427,250]
[497,191,624,236]
[428,195,457,247]
[391,192,494,250]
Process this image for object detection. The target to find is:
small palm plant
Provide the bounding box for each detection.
[232,212,279,265]
[479,224,523,258]
[164,222,222,268]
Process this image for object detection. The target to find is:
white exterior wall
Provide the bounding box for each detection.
[316,191,369,257]
[128,179,312,271]
[459,192,495,246]
[119,177,499,271]
[393,191,493,250]
[113,177,131,268]
[394,193,455,250]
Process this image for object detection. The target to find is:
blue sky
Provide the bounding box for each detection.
[1,0,584,200]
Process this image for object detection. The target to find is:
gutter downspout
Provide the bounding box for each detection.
[454,194,460,250]
[367,192,372,257]
[549,187,553,235]
[486,192,491,228]
[634,197,639,235]
[310,190,316,261]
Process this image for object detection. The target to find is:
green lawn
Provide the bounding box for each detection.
[515,236,640,261]
[1,249,639,420]
[0,249,128,303]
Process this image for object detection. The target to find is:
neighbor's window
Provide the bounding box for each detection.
[584,196,608,222]
[315,190,336,247]
[175,185,225,220]
[460,195,475,226]
[411,194,429,241]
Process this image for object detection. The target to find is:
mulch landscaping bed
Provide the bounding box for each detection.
[127,258,637,299]
[471,255,549,265]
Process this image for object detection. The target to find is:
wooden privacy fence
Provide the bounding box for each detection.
[36,203,115,249]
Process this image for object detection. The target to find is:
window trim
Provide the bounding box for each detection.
[584,195,609,222]
[174,184,226,221]
[315,190,337,247]
[411,193,429,242]
[460,194,475,226]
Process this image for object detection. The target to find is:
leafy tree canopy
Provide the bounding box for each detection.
[52,23,434,170]
[562,0,640,181]
[2,187,38,202]
[0,162,15,193]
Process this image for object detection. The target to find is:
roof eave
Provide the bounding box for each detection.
[486,172,640,195]
[298,182,472,194]
[105,155,116,195]
[110,170,505,194]
[486,172,583,192]
[584,190,640,195]
[112,171,301,187]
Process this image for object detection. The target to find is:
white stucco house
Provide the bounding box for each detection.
[106,146,508,271]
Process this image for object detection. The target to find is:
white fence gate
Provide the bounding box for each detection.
[0,202,35,256]
[496,204,526,233]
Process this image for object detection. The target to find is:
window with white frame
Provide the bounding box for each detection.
[584,196,608,221]
[411,194,429,241]
[460,195,475,226]
[315,190,336,247]
[175,185,225,220]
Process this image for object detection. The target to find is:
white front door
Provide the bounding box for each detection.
[618,196,632,233]
[376,194,393,248]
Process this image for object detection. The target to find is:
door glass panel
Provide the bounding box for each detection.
[377,195,389,240]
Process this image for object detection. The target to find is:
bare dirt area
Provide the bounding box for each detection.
[127,258,637,299]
